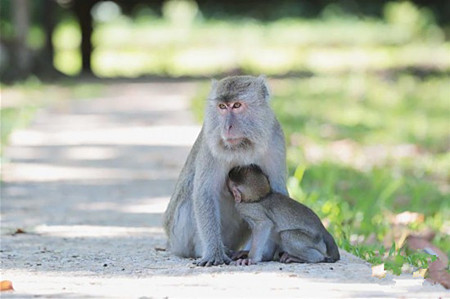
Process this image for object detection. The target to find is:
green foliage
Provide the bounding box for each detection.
[340,239,437,275]
[53,17,82,75]
[279,73,449,274]
[287,163,446,274]
[51,1,448,77]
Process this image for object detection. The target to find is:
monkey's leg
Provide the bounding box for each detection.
[279,230,327,263]
[193,166,231,267]
[163,140,199,258]
[246,220,275,264]
[279,252,307,264]
[169,200,201,258]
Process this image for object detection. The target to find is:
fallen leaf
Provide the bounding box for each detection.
[372,264,387,278]
[0,280,14,291]
[12,228,26,236]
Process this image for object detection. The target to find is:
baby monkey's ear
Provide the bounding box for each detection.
[232,187,242,203]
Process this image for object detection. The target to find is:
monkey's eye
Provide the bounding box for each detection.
[218,103,227,109]
[233,102,242,109]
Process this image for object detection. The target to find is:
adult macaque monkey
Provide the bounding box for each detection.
[163,75,288,266]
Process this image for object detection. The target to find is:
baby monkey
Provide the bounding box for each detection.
[228,164,340,265]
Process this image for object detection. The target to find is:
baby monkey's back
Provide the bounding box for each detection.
[259,193,340,263]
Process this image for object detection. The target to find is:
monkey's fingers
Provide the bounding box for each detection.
[236,258,255,266]
[195,255,231,267]
[230,250,249,260]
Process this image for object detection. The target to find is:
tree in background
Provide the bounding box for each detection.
[0,0,61,82]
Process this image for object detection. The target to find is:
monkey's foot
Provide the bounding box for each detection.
[235,258,255,266]
[196,251,231,267]
[279,252,306,264]
[230,250,249,260]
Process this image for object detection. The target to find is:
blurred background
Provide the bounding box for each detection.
[1,0,449,79]
[1,0,449,276]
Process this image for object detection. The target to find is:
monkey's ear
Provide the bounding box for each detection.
[209,79,219,99]
[257,75,270,102]
[211,78,218,88]
[232,187,242,203]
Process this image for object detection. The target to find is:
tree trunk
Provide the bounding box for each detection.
[34,0,64,78]
[43,0,56,67]
[73,1,95,75]
[12,0,32,79]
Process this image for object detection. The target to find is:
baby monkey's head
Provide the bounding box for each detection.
[227,164,271,203]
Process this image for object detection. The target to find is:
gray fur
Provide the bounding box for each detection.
[163,75,288,266]
[229,165,340,264]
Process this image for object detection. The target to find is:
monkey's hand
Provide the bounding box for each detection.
[230,250,249,260]
[196,249,231,267]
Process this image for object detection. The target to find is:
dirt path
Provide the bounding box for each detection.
[1,81,447,298]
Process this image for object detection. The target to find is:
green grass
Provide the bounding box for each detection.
[191,73,450,274]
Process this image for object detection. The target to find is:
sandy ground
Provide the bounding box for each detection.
[1,81,448,298]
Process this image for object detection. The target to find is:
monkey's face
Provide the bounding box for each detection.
[205,76,275,151]
[228,164,271,203]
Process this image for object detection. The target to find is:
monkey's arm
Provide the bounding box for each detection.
[237,203,276,263]
[247,219,275,263]
[192,153,230,266]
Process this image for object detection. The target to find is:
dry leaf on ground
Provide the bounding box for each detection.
[0,280,14,291]
[12,228,26,236]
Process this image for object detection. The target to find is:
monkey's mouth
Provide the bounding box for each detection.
[225,138,244,145]
[222,138,252,150]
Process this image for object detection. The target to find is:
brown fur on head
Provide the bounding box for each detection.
[227,164,271,203]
